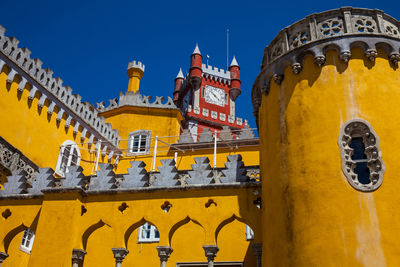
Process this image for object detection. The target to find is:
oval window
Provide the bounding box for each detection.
[338,119,384,191]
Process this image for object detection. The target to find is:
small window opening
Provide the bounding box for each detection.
[128,130,151,155]
[20,228,35,254]
[350,137,370,184]
[137,222,160,243]
[55,140,81,176]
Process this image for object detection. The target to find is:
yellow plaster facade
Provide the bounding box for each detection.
[0,23,260,267]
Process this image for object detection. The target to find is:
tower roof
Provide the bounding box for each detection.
[230,56,239,67]
[176,68,184,79]
[192,43,201,55]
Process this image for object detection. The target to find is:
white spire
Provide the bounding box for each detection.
[230,56,239,67]
[192,43,201,55]
[176,68,184,79]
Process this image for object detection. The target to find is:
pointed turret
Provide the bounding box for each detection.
[229,56,241,101]
[189,43,203,89]
[173,68,184,104]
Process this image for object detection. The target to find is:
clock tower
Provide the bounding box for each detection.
[173,44,246,141]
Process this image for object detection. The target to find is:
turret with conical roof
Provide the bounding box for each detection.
[229,56,241,101]
[173,68,184,103]
[189,44,203,89]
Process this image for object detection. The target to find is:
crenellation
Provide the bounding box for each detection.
[0,154,260,196]
[0,25,121,151]
[127,60,145,72]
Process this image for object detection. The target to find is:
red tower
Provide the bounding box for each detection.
[173,45,246,141]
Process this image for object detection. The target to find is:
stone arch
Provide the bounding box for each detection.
[123,217,159,249]
[215,214,253,245]
[2,224,26,253]
[168,216,204,246]
[81,220,111,251]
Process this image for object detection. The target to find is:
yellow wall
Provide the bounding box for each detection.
[0,67,103,176]
[0,186,261,266]
[102,106,260,172]
[259,48,400,266]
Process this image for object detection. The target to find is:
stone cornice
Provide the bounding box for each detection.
[0,26,121,157]
[251,7,400,125]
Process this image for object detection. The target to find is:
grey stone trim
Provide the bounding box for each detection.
[237,125,255,140]
[178,129,194,143]
[28,168,56,195]
[203,245,219,266]
[221,155,248,183]
[97,91,177,113]
[157,246,173,267]
[0,252,8,263]
[338,119,384,192]
[0,27,121,157]
[219,126,234,141]
[89,163,117,190]
[153,159,179,187]
[111,248,129,266]
[121,161,148,188]
[61,166,88,189]
[251,7,400,124]
[127,60,145,72]
[199,128,213,142]
[202,64,230,84]
[0,156,260,195]
[0,136,39,181]
[72,249,86,267]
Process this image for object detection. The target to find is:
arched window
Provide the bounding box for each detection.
[20,228,35,254]
[137,222,159,243]
[338,119,384,191]
[55,140,81,176]
[127,130,151,155]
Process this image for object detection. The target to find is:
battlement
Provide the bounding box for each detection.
[97,91,177,112]
[0,155,260,196]
[252,7,400,124]
[0,25,121,154]
[202,64,230,83]
[127,60,145,72]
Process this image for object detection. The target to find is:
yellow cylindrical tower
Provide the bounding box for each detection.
[127,60,145,93]
[252,7,400,267]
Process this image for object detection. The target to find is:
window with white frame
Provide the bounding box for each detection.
[20,228,35,254]
[245,225,254,241]
[137,222,160,243]
[55,140,81,176]
[128,130,151,155]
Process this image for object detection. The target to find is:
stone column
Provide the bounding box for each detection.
[202,245,219,267]
[0,252,8,266]
[71,249,86,267]
[252,243,262,267]
[156,246,173,267]
[111,248,129,267]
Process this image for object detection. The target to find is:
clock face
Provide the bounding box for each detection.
[204,85,225,106]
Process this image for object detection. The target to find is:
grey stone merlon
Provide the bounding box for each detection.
[121,161,148,188]
[199,128,213,142]
[251,7,400,123]
[0,170,28,195]
[187,157,213,185]
[178,129,194,143]
[0,26,121,154]
[221,155,248,183]
[62,166,88,189]
[97,91,177,112]
[202,64,230,84]
[29,168,56,194]
[153,159,179,187]
[238,124,255,140]
[219,126,234,141]
[89,163,117,190]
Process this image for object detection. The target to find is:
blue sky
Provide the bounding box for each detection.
[2,0,399,128]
